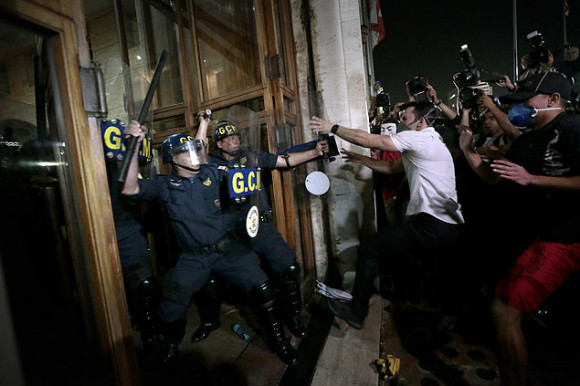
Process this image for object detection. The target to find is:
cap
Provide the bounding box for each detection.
[500,71,572,103]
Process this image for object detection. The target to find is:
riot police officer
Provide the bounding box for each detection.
[189,121,328,344]
[121,121,298,365]
[102,120,159,348]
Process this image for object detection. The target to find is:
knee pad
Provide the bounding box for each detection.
[199,276,224,297]
[250,280,275,307]
[135,276,159,297]
[280,264,301,282]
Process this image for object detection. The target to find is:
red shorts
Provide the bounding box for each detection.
[495,241,580,313]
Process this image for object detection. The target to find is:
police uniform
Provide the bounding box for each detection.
[108,166,152,289]
[107,162,159,346]
[125,153,297,364]
[127,165,268,320]
[210,149,297,273]
[193,122,307,342]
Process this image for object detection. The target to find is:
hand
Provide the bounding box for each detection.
[456,124,474,151]
[391,102,405,118]
[315,139,329,156]
[196,110,211,125]
[425,84,439,104]
[341,148,365,164]
[491,160,533,185]
[310,116,333,135]
[476,94,494,109]
[496,75,515,91]
[125,120,148,141]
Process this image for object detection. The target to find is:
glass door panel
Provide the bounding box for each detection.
[0,19,112,384]
[193,0,261,100]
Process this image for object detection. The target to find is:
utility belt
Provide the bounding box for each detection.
[182,234,232,256]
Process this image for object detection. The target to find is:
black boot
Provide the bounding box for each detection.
[133,276,161,347]
[191,276,223,343]
[158,318,187,363]
[251,280,298,365]
[278,264,308,338]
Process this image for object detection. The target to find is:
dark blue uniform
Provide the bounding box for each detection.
[210,148,296,273]
[108,166,152,291]
[125,164,267,322]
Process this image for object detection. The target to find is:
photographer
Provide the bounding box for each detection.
[554,44,580,81]
[476,93,520,141]
[518,31,556,83]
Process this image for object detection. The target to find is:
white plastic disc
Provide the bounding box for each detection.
[305,171,330,195]
[246,205,260,238]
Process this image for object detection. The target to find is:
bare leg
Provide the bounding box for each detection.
[490,297,527,386]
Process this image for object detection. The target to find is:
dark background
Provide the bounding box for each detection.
[373,0,580,103]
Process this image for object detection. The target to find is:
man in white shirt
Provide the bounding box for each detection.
[310,101,465,328]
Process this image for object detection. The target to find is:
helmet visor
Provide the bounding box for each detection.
[171,139,208,167]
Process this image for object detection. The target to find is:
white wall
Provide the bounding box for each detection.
[291,0,375,289]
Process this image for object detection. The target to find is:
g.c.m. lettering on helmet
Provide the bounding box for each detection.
[179,135,194,143]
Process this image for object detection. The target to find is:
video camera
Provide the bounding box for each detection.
[406,75,430,103]
[453,44,503,109]
[370,81,391,134]
[526,30,551,66]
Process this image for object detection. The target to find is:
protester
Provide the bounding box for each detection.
[458,71,580,385]
[310,101,465,328]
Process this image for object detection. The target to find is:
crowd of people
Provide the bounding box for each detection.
[312,40,580,385]
[104,32,580,384]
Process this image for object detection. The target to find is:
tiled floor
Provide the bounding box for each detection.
[133,288,580,386]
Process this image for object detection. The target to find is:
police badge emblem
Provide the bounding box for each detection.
[246,205,260,238]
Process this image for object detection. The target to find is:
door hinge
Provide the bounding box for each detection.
[80,61,107,118]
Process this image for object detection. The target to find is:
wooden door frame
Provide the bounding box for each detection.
[256,0,317,284]
[0,2,139,385]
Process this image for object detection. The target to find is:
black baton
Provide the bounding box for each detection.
[118,49,169,183]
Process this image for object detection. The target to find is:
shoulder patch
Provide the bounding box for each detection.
[203,177,212,186]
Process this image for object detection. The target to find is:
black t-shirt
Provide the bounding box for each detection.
[503,113,580,242]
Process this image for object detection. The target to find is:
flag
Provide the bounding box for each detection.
[369,0,386,49]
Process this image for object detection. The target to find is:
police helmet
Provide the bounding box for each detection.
[212,121,240,143]
[161,133,208,166]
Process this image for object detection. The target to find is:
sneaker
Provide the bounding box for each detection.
[326,298,364,329]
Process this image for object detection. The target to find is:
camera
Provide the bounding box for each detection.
[527,30,551,65]
[406,75,429,102]
[453,44,481,90]
[375,91,391,109]
[459,88,484,110]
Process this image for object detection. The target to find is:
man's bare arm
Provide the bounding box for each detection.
[309,116,399,152]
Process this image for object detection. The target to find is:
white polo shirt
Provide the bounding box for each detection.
[390,127,464,225]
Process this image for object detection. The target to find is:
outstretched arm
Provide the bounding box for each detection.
[458,124,500,185]
[275,139,329,168]
[491,160,580,191]
[310,116,399,152]
[341,148,404,174]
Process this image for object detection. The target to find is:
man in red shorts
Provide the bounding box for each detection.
[458,71,580,385]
